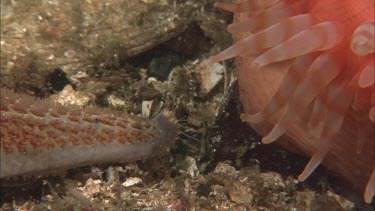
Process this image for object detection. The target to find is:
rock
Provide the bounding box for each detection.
[213,162,238,177]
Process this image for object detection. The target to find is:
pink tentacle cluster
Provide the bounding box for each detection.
[210,0,374,203]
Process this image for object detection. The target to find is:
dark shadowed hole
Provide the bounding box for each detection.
[45,68,70,93]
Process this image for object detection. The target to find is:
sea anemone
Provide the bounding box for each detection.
[209,0,374,203]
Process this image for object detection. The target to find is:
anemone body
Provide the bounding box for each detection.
[210,0,374,203]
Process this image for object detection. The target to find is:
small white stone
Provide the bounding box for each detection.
[107,95,126,108]
[47,54,55,60]
[186,156,199,178]
[64,50,76,58]
[93,179,102,185]
[147,77,157,82]
[142,100,153,117]
[122,177,143,187]
[197,62,224,94]
[55,85,91,107]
